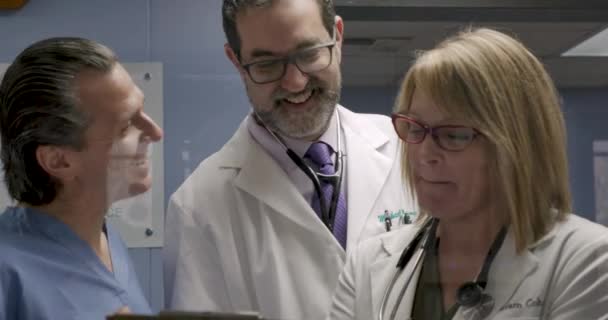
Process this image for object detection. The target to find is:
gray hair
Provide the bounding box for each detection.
[0,37,117,205]
[222,0,336,59]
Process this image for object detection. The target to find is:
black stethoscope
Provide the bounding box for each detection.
[254,111,345,232]
[378,217,507,320]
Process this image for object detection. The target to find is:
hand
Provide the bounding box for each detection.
[112,306,132,314]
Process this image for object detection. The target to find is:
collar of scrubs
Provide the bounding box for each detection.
[5,206,129,291]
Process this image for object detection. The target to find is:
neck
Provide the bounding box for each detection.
[434,209,506,310]
[437,209,505,257]
[29,192,108,253]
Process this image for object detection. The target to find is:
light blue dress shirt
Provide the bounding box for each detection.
[0,206,150,320]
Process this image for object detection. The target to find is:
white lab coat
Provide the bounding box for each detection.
[328,214,608,320]
[163,106,416,320]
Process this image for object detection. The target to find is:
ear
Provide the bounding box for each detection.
[35,145,78,182]
[334,16,345,64]
[224,43,247,80]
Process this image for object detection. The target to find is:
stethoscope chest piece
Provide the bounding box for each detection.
[379,219,506,320]
[457,282,483,308]
[460,292,495,320]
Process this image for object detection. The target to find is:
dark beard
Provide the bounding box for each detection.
[254,77,341,139]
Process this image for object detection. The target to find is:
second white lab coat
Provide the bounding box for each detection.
[329,214,608,320]
[163,106,416,320]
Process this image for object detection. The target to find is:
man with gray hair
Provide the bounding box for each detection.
[0,37,163,319]
[163,0,415,319]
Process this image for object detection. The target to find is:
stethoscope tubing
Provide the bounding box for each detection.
[378,218,437,320]
[257,110,345,232]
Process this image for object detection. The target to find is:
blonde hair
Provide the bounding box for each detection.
[395,28,571,252]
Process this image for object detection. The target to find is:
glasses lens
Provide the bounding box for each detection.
[435,127,476,151]
[394,118,425,143]
[249,60,285,83]
[296,46,332,73]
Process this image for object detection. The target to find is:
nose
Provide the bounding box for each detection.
[280,63,308,92]
[414,133,442,166]
[140,113,163,142]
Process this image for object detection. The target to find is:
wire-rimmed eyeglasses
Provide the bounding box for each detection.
[391,113,480,151]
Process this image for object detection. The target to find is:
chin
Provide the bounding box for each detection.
[111,180,152,202]
[128,180,152,197]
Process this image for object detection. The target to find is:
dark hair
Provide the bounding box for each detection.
[0,37,117,205]
[222,0,336,59]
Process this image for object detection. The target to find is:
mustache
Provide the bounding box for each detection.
[272,78,324,101]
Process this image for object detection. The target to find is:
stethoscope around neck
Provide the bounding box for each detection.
[254,111,345,232]
[378,217,507,320]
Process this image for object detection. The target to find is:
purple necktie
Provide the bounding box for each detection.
[305,142,348,249]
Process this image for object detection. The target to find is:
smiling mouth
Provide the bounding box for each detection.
[282,89,315,105]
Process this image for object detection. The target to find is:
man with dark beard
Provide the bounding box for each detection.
[163,1,416,319]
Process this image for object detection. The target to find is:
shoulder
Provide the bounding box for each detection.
[173,152,237,197]
[353,112,392,127]
[0,210,30,266]
[549,214,608,251]
[170,122,252,207]
[168,157,239,223]
[531,214,608,266]
[0,231,25,288]
[0,247,21,320]
[339,106,394,134]
[338,106,400,158]
[533,213,608,287]
[0,236,17,269]
[534,214,608,317]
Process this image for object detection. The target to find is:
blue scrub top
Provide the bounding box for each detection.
[0,206,151,320]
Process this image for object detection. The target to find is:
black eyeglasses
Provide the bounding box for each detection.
[241,40,335,84]
[391,113,480,151]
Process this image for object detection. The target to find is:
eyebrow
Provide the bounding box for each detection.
[406,112,463,125]
[247,38,326,60]
[249,49,279,59]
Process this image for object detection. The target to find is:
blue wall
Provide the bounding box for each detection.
[1,0,606,313]
[562,89,608,218]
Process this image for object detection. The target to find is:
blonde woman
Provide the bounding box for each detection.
[328,28,608,320]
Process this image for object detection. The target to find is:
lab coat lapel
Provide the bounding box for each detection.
[370,226,422,319]
[229,123,333,240]
[340,108,394,250]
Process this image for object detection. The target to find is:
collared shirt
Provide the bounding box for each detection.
[247,107,347,206]
[0,206,150,320]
